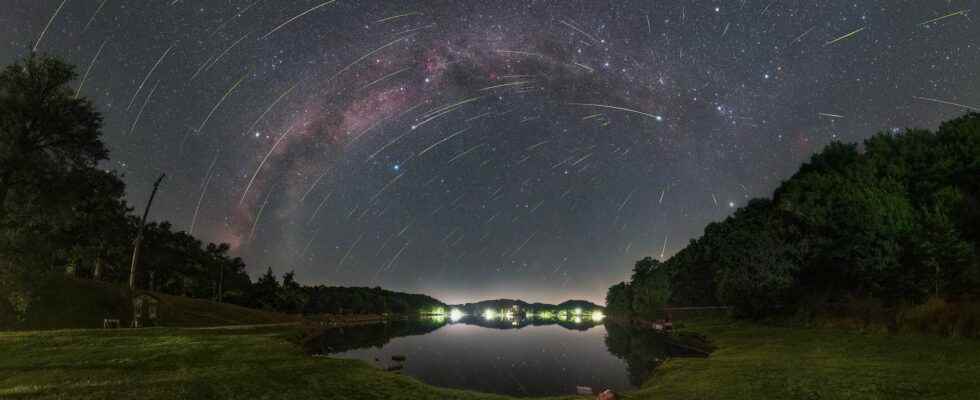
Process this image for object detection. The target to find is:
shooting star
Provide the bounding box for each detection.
[245,80,301,136]
[83,0,109,33]
[308,191,333,225]
[76,39,108,98]
[447,143,486,165]
[127,44,175,111]
[660,234,669,259]
[418,127,471,157]
[568,103,663,122]
[261,0,336,39]
[197,72,248,134]
[824,26,865,46]
[913,96,980,112]
[617,189,636,213]
[248,189,274,241]
[919,10,969,26]
[33,0,68,53]
[558,20,599,43]
[511,231,537,257]
[240,124,294,205]
[336,233,364,272]
[128,81,159,136]
[190,152,220,235]
[376,11,423,23]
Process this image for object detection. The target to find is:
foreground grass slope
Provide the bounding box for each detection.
[632,319,980,400]
[0,327,573,400]
[15,278,299,330]
[3,319,979,400]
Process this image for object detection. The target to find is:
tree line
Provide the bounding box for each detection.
[0,55,441,325]
[608,113,980,333]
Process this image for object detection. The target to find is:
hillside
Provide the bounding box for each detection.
[452,299,604,315]
[5,277,299,330]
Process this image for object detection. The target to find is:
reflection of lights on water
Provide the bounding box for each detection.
[449,308,464,322]
[591,310,605,322]
[483,309,497,320]
[573,316,582,324]
[504,311,514,320]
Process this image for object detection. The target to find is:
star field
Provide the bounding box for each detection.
[3,0,978,304]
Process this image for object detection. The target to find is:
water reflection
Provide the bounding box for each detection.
[304,317,710,396]
[603,322,712,386]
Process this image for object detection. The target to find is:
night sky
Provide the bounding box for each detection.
[3,1,978,304]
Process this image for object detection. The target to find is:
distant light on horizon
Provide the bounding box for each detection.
[449,308,464,322]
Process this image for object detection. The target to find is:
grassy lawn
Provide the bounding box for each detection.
[13,278,299,330]
[2,319,978,400]
[0,326,576,400]
[629,319,980,400]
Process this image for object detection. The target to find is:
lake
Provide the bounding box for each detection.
[305,315,708,397]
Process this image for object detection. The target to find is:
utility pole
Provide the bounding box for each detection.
[129,174,166,290]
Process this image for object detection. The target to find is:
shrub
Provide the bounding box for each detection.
[896,297,980,338]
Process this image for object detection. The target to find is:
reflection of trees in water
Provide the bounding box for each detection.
[306,317,604,355]
[603,321,712,386]
[460,316,601,331]
[305,319,445,355]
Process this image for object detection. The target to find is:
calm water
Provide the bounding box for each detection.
[306,318,704,397]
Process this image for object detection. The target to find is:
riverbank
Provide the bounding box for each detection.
[627,318,980,400]
[3,318,979,399]
[0,325,576,400]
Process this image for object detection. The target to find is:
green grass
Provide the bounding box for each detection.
[4,296,980,400]
[16,278,299,330]
[0,327,577,400]
[627,318,980,400]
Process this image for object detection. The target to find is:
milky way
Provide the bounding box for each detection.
[3,0,978,303]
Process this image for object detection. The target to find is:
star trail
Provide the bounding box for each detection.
[4,0,977,304]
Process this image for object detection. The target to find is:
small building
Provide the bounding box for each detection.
[132,293,160,328]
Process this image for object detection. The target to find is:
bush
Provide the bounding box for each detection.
[896,297,980,338]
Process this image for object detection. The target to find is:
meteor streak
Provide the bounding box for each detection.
[128,81,159,136]
[261,1,336,39]
[418,127,472,156]
[190,152,220,235]
[376,11,423,23]
[197,72,248,134]
[447,143,486,165]
[336,233,364,272]
[34,0,68,53]
[568,103,663,122]
[83,0,109,33]
[249,190,274,241]
[479,81,533,91]
[326,36,412,84]
[824,26,865,46]
[558,20,599,43]
[128,45,175,111]
[245,80,301,136]
[361,67,411,90]
[308,191,333,225]
[818,113,845,118]
[239,124,294,206]
[76,39,108,98]
[913,96,980,112]
[919,10,968,26]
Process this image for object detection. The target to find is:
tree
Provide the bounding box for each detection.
[0,54,107,211]
[630,257,672,320]
[280,270,309,314]
[605,282,632,317]
[0,54,113,320]
[251,268,281,311]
